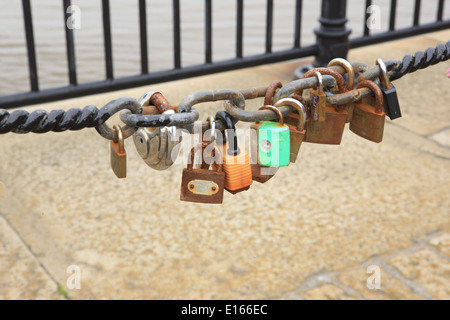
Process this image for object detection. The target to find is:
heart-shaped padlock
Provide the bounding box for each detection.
[133,91,182,170]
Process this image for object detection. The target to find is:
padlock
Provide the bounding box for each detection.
[309,72,327,122]
[133,91,181,170]
[350,80,386,143]
[250,121,279,183]
[180,143,225,204]
[376,58,402,120]
[328,58,355,123]
[215,110,253,194]
[110,125,127,179]
[247,80,284,183]
[255,105,290,167]
[286,75,347,145]
[274,98,307,163]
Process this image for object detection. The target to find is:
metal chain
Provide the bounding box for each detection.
[0,42,448,137]
[0,97,141,141]
[389,40,450,81]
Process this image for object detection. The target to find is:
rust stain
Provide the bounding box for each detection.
[149,92,174,113]
[264,80,283,105]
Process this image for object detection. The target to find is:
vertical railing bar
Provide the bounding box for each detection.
[294,0,302,48]
[413,0,421,26]
[63,0,78,86]
[173,0,181,69]
[363,0,372,36]
[139,0,148,74]
[389,0,397,31]
[22,0,39,92]
[265,0,273,53]
[236,0,243,58]
[102,0,114,80]
[436,0,444,22]
[205,0,212,64]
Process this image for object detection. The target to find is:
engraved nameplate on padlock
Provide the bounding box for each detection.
[187,180,220,196]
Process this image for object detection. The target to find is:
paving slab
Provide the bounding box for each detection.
[389,249,450,300]
[1,31,449,299]
[0,216,63,300]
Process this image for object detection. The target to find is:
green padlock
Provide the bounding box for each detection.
[257,105,290,167]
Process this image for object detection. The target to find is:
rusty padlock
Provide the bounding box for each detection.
[328,58,355,123]
[180,143,225,204]
[274,97,307,163]
[285,69,347,145]
[286,72,347,145]
[350,80,386,143]
[304,72,347,145]
[110,125,127,179]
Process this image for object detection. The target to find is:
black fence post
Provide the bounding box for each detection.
[313,0,351,67]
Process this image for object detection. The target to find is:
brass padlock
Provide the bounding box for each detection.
[350,80,386,143]
[180,143,225,204]
[274,97,307,163]
[305,72,347,145]
[110,125,127,179]
[328,58,355,123]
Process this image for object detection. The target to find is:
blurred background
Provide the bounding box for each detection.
[0,0,449,96]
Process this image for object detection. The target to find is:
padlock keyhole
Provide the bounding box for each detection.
[261,140,272,152]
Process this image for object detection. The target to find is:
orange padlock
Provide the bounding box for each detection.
[215,110,252,194]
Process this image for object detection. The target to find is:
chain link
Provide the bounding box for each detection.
[0,42,449,137]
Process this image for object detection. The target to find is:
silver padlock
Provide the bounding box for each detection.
[133,91,182,170]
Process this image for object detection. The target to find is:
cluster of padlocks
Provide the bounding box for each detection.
[109,58,402,204]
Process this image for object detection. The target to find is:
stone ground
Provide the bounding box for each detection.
[0,30,449,300]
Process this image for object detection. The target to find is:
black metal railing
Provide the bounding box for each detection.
[0,0,449,109]
[350,0,449,49]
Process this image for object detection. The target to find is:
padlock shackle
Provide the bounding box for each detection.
[205,115,216,142]
[187,142,223,172]
[113,124,125,153]
[264,80,283,106]
[215,110,241,156]
[357,80,384,114]
[314,72,324,94]
[376,58,392,90]
[258,105,285,126]
[274,98,306,131]
[297,67,346,96]
[328,58,355,90]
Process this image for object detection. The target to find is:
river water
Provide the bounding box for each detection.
[0,0,448,96]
